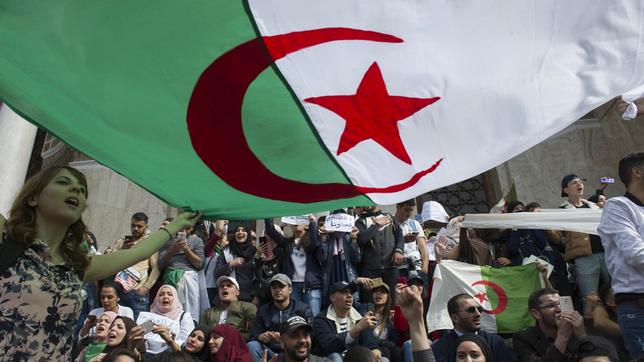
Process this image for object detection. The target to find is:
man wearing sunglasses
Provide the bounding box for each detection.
[513,288,587,362]
[431,294,516,362]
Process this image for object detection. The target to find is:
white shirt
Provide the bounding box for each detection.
[291,239,307,283]
[219,310,228,324]
[204,253,219,288]
[137,311,195,355]
[598,195,644,294]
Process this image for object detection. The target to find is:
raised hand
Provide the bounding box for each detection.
[356,311,378,332]
[396,284,423,322]
[165,211,202,235]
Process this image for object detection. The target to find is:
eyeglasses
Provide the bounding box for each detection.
[537,302,561,310]
[460,305,483,314]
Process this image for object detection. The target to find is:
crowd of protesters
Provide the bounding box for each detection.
[0,151,642,361]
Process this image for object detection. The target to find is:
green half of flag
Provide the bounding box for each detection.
[481,263,542,333]
[0,1,372,218]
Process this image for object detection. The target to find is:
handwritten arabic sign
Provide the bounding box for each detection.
[281,215,310,225]
[324,213,355,232]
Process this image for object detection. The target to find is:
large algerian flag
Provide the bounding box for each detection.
[1,1,643,218]
[427,260,543,333]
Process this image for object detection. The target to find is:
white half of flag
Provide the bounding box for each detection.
[249,0,644,204]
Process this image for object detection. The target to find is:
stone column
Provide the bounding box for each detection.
[0,104,38,215]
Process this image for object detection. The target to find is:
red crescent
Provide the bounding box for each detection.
[471,280,508,315]
[187,27,443,203]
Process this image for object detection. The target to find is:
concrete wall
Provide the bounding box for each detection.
[494,105,643,208]
[70,160,175,250]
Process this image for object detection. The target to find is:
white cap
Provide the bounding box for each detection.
[216,276,240,289]
[421,201,450,223]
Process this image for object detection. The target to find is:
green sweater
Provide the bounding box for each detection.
[200,301,257,341]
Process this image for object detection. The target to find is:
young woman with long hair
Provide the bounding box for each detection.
[264,215,323,314]
[214,225,257,303]
[371,283,404,362]
[75,311,118,362]
[0,166,201,360]
[88,316,139,362]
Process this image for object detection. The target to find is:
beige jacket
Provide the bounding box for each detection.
[548,199,599,261]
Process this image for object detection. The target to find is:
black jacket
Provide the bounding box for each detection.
[355,211,404,271]
[214,246,256,302]
[311,305,379,356]
[512,326,570,362]
[264,219,323,291]
[248,298,313,353]
[318,233,361,300]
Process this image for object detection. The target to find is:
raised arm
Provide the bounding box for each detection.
[264,218,289,248]
[83,212,201,282]
[416,235,430,274]
[307,216,321,251]
[395,284,435,362]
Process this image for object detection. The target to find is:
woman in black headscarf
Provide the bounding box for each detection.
[455,334,494,362]
[214,225,257,302]
[182,325,212,361]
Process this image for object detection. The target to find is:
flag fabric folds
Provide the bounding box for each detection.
[0,1,643,218]
[462,209,602,235]
[427,260,543,333]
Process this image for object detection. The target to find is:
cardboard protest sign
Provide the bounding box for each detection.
[324,213,355,232]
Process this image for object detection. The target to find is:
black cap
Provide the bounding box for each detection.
[560,174,583,197]
[408,271,424,286]
[329,281,357,295]
[572,336,619,362]
[279,315,313,335]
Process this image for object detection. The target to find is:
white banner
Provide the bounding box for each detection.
[281,215,310,225]
[462,209,602,235]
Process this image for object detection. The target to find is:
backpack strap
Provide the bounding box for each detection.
[0,234,28,277]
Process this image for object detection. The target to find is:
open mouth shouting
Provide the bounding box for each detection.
[65,197,79,208]
[107,331,117,342]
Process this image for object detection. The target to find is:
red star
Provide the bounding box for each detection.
[474,291,488,304]
[304,62,440,164]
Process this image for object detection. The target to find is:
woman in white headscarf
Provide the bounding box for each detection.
[136,285,195,357]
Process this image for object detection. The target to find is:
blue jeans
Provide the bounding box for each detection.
[291,282,321,315]
[121,290,149,321]
[403,340,413,362]
[247,340,276,362]
[617,304,644,359]
[574,252,610,298]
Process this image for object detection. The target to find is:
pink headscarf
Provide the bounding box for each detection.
[150,285,184,320]
[99,311,118,324]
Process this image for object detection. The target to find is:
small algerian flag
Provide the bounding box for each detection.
[1,1,643,218]
[427,260,543,333]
